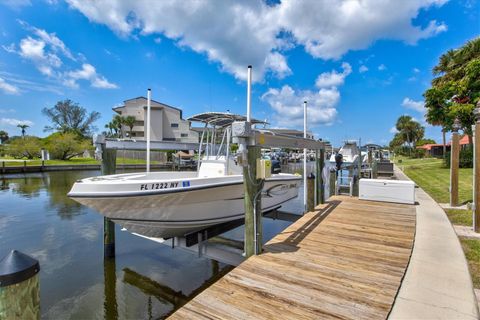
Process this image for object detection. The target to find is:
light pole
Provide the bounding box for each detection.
[450,117,461,207]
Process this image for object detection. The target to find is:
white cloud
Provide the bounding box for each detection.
[0,77,20,94]
[390,126,398,134]
[0,108,15,114]
[4,22,117,90]
[0,118,33,126]
[0,71,64,94]
[262,62,352,128]
[65,63,118,89]
[413,68,420,73]
[315,62,351,88]
[153,37,162,44]
[402,97,425,113]
[378,64,387,71]
[359,65,369,73]
[66,0,448,81]
[262,85,339,127]
[1,0,31,9]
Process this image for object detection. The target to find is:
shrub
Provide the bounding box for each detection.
[8,136,42,159]
[444,146,473,168]
[44,132,92,160]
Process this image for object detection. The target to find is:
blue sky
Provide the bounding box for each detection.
[0,0,478,146]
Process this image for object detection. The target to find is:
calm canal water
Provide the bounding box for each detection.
[0,164,312,319]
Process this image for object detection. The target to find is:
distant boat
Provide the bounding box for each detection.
[329,140,364,167]
[68,112,301,239]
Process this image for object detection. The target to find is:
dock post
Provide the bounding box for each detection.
[473,104,480,232]
[307,174,315,211]
[100,141,117,258]
[244,146,262,257]
[329,168,336,198]
[372,160,378,179]
[450,118,460,207]
[0,250,40,319]
[316,149,325,204]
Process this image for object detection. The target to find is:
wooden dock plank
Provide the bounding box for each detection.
[169,196,416,320]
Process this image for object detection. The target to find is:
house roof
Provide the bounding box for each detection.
[113,96,184,119]
[417,135,471,150]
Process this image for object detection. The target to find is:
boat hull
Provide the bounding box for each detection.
[70,174,301,238]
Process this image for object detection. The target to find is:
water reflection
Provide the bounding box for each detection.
[0,167,306,319]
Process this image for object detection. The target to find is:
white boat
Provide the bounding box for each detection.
[329,140,364,167]
[68,112,301,238]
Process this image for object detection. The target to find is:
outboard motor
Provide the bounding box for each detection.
[335,153,343,172]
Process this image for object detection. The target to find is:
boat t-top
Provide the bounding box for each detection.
[329,140,365,168]
[68,112,302,239]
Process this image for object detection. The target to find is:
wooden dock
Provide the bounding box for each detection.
[169,196,416,319]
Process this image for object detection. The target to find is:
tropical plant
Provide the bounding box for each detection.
[42,99,100,137]
[425,37,480,147]
[0,130,8,143]
[390,115,425,156]
[17,124,29,138]
[122,115,136,137]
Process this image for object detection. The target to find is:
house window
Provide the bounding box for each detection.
[171,123,179,128]
[181,133,188,137]
[163,137,175,141]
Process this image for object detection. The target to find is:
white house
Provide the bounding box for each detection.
[113,97,198,143]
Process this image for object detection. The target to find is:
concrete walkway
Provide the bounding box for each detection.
[389,166,479,319]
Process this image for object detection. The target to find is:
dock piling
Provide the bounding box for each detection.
[100,143,117,258]
[0,250,40,319]
[307,173,315,211]
[450,118,460,207]
[243,146,262,257]
[317,149,325,204]
[474,104,480,232]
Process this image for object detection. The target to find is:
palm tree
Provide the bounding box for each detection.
[0,130,8,144]
[396,116,425,155]
[17,124,29,138]
[112,115,124,138]
[122,116,136,137]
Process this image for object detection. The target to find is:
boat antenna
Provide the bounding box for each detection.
[146,88,151,173]
[303,100,308,213]
[247,65,252,122]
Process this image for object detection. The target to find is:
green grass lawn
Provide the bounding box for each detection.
[397,156,479,289]
[444,209,473,226]
[396,156,473,204]
[460,237,480,289]
[0,157,160,166]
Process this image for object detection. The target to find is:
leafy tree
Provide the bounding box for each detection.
[42,99,100,137]
[44,132,92,160]
[425,37,480,147]
[122,115,136,137]
[0,130,8,143]
[17,124,29,138]
[416,139,436,146]
[8,136,42,159]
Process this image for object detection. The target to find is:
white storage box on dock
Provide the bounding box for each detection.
[359,179,415,204]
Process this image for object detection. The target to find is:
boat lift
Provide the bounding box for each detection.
[97,67,326,264]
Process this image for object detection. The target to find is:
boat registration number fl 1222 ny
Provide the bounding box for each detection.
[140,182,180,191]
